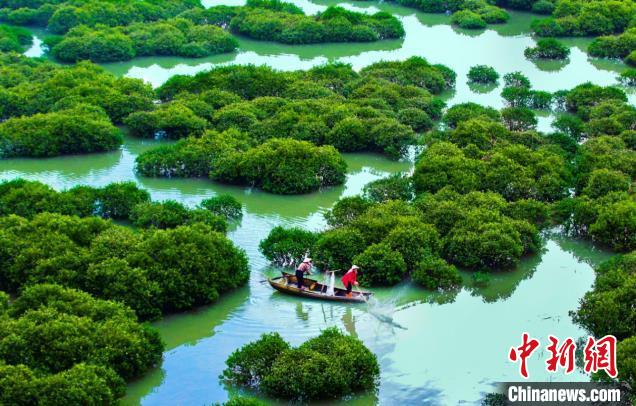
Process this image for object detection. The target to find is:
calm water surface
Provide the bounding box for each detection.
[26,1,634,130]
[6,1,626,404]
[0,137,614,405]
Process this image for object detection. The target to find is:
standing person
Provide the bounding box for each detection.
[295,258,312,290]
[341,265,359,298]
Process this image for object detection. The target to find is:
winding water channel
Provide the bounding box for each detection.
[6,1,631,404]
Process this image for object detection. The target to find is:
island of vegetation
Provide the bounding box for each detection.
[1,0,404,62]
[0,177,249,403]
[0,0,201,33]
[619,68,636,86]
[187,0,405,44]
[524,38,570,60]
[132,58,453,194]
[588,28,636,66]
[0,54,454,194]
[259,74,635,289]
[356,0,510,29]
[0,284,163,404]
[0,53,155,156]
[0,179,249,320]
[531,0,636,39]
[467,65,500,84]
[222,328,380,402]
[0,24,31,52]
[46,18,238,62]
[573,252,636,398]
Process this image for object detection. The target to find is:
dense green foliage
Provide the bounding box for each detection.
[0,54,154,155]
[412,255,462,290]
[137,133,347,194]
[0,174,251,402]
[588,28,636,59]
[524,38,570,59]
[256,82,627,281]
[259,226,318,266]
[551,83,636,251]
[222,328,379,401]
[531,0,636,38]
[0,179,249,320]
[415,190,541,270]
[200,194,243,220]
[0,284,163,404]
[363,173,415,203]
[501,72,554,110]
[221,332,290,387]
[0,179,152,220]
[353,242,407,285]
[0,213,248,320]
[157,57,452,99]
[0,0,200,33]
[442,102,501,128]
[265,198,467,286]
[413,138,571,202]
[573,253,636,394]
[24,0,402,62]
[258,80,634,286]
[205,0,405,44]
[467,65,499,84]
[0,105,122,157]
[0,24,31,52]
[498,0,556,14]
[130,200,228,231]
[49,18,238,62]
[375,0,509,28]
[618,68,636,86]
[134,60,452,193]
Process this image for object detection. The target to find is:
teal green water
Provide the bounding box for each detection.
[25,2,634,130]
[0,136,614,405]
[4,1,627,404]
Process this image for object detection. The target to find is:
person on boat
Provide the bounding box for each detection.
[295,258,312,290]
[341,265,359,298]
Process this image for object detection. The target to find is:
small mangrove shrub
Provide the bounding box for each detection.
[200,194,243,220]
[524,38,570,60]
[412,255,462,290]
[467,65,499,84]
[618,69,636,87]
[222,328,380,402]
[258,226,318,266]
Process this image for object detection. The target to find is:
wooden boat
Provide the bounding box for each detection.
[268,272,372,303]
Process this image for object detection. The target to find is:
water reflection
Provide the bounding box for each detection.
[468,82,498,94]
[91,4,631,114]
[118,233,612,406]
[5,1,625,403]
[0,136,409,220]
[295,302,310,323]
[342,307,358,337]
[532,58,571,73]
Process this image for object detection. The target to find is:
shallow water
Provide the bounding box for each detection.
[119,237,612,405]
[0,136,614,405]
[98,4,632,104]
[98,2,634,133]
[4,1,628,404]
[25,1,634,132]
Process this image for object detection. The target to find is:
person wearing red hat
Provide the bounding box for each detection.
[341,265,359,298]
